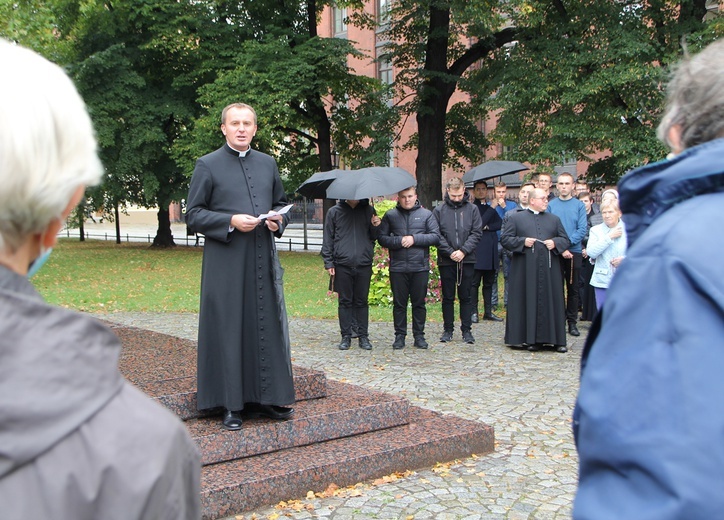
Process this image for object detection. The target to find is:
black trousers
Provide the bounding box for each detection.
[335,264,372,338]
[471,269,497,316]
[439,263,475,333]
[560,252,582,325]
[390,270,429,338]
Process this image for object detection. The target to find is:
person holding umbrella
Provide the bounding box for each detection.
[322,199,381,350]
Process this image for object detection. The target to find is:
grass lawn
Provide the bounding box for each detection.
[33,239,451,322]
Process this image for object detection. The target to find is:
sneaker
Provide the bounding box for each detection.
[413,336,429,349]
[338,336,351,350]
[392,335,405,350]
[439,330,453,343]
[358,336,373,350]
[462,331,475,344]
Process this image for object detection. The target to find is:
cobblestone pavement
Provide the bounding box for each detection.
[98,311,588,519]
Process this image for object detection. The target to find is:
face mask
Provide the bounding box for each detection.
[27,247,53,278]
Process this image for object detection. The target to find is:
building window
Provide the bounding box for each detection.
[333,7,347,36]
[377,56,393,85]
[378,0,390,25]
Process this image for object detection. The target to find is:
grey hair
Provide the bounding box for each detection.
[0,40,103,253]
[657,39,724,151]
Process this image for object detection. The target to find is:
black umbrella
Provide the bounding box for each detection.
[462,161,529,186]
[325,167,417,200]
[295,169,345,199]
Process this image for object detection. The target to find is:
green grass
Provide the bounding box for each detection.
[33,239,449,322]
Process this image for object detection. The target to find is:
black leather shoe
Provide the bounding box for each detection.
[392,335,405,350]
[246,403,294,420]
[462,331,475,344]
[527,344,541,352]
[359,336,373,350]
[222,410,243,430]
[568,324,580,336]
[439,330,453,343]
[556,345,568,353]
[471,313,479,324]
[414,336,429,349]
[338,336,351,350]
[483,313,503,322]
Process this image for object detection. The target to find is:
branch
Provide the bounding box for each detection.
[448,27,519,78]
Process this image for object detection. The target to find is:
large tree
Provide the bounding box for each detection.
[479,0,723,185]
[177,0,398,197]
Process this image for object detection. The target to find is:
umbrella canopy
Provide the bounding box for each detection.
[462,161,529,186]
[325,167,417,200]
[296,169,345,199]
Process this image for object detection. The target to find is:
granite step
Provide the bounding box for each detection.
[188,380,410,465]
[200,406,495,520]
[135,366,327,420]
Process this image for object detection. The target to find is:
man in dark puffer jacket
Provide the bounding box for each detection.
[378,186,440,350]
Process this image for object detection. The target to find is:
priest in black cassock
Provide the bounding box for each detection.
[186,103,295,431]
[500,188,570,352]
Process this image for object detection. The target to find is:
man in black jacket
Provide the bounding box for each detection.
[433,178,483,344]
[378,186,440,350]
[322,199,381,350]
[471,181,504,323]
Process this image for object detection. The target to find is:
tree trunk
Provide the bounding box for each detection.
[152,206,176,248]
[78,206,86,242]
[114,204,121,244]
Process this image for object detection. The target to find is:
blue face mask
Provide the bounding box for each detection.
[27,247,53,278]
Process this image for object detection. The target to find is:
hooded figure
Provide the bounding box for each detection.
[0,40,200,519]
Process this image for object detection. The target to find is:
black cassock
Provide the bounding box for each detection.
[186,145,295,412]
[500,210,570,347]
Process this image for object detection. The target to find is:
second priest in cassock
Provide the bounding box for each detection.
[501,188,570,352]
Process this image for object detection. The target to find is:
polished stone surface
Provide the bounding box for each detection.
[98,312,584,519]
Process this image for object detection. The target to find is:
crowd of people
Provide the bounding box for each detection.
[322,173,626,353]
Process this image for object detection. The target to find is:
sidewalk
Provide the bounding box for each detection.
[99,311,585,519]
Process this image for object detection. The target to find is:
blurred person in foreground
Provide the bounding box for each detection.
[574,39,724,519]
[0,39,200,518]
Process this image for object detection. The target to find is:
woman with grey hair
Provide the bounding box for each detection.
[0,40,200,518]
[575,39,724,519]
[585,198,627,310]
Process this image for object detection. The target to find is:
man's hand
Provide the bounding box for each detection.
[371,215,381,227]
[231,213,260,232]
[265,214,282,233]
[562,250,573,259]
[524,237,536,248]
[326,267,335,276]
[450,250,465,262]
[582,248,588,259]
[401,235,414,248]
[543,239,555,250]
[497,197,506,208]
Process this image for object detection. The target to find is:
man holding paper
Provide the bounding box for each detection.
[187,103,295,431]
[500,188,570,352]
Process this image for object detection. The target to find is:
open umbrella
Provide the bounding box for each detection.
[325,167,417,200]
[295,169,345,199]
[462,160,529,186]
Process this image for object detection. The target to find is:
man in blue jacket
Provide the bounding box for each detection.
[574,39,724,519]
[471,181,503,323]
[547,172,587,337]
[378,186,440,350]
